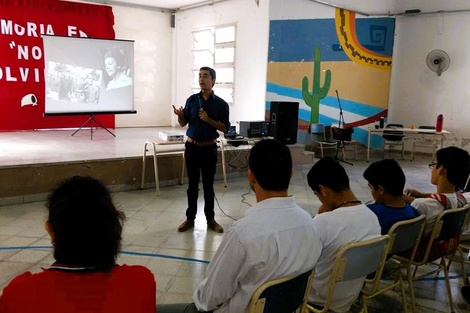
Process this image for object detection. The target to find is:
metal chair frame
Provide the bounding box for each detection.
[331,125,358,161]
[364,215,426,313]
[407,206,469,313]
[382,123,405,160]
[411,126,439,161]
[305,235,390,313]
[305,123,338,158]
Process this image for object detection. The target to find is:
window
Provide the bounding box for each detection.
[192,25,236,105]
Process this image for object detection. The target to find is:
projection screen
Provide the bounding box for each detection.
[42,36,135,115]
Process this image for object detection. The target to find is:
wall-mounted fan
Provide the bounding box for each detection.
[426,49,450,76]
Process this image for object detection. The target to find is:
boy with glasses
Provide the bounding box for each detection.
[405,146,470,304]
[404,146,469,236]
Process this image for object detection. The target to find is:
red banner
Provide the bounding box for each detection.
[0,0,115,131]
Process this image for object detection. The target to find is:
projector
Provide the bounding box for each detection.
[159,131,184,142]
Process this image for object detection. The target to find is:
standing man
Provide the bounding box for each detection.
[157,139,321,313]
[172,67,230,233]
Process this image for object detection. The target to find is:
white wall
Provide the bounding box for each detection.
[270,0,333,19]
[389,12,470,149]
[108,0,470,153]
[173,0,270,129]
[112,5,173,127]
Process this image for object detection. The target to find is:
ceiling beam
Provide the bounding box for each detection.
[176,0,230,12]
[78,0,176,13]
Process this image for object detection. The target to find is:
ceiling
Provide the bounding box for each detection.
[310,0,470,16]
[87,0,470,14]
[97,0,224,11]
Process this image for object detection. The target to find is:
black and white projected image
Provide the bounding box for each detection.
[101,46,133,90]
[43,36,135,114]
[46,62,102,104]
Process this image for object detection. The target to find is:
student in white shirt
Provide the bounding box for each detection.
[157,139,322,313]
[307,157,381,312]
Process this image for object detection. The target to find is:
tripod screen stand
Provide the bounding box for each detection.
[71,114,116,140]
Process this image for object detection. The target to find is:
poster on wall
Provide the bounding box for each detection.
[0,0,115,131]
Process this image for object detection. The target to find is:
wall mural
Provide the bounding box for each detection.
[266,8,395,148]
[302,47,331,124]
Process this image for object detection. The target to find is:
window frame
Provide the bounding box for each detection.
[192,23,236,106]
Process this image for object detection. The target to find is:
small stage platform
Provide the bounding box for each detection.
[0,127,312,206]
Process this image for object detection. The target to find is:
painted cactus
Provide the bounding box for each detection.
[302,47,331,124]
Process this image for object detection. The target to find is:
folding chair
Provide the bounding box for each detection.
[363,215,426,313]
[450,239,470,285]
[331,125,358,161]
[411,126,439,161]
[305,235,390,313]
[445,204,470,285]
[408,206,469,313]
[248,268,314,313]
[382,124,405,160]
[304,123,337,158]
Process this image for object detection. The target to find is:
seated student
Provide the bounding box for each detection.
[403,146,469,263]
[307,157,381,312]
[363,159,420,234]
[0,175,156,313]
[157,139,321,313]
[404,146,469,236]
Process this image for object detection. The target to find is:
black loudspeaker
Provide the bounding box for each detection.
[270,101,299,144]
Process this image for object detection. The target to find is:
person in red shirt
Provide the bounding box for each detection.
[0,175,156,313]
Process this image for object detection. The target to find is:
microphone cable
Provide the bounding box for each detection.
[214,193,238,221]
[214,184,254,222]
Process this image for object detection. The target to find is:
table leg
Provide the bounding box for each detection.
[151,143,160,196]
[367,130,372,162]
[141,142,148,189]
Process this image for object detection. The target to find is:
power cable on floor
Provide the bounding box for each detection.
[214,184,254,221]
[241,187,253,207]
[214,193,238,221]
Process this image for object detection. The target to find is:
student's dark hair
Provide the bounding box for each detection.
[435,146,470,190]
[363,159,405,196]
[46,175,125,267]
[248,139,292,191]
[307,157,349,193]
[200,66,216,80]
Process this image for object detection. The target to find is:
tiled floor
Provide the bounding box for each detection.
[0,128,469,312]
